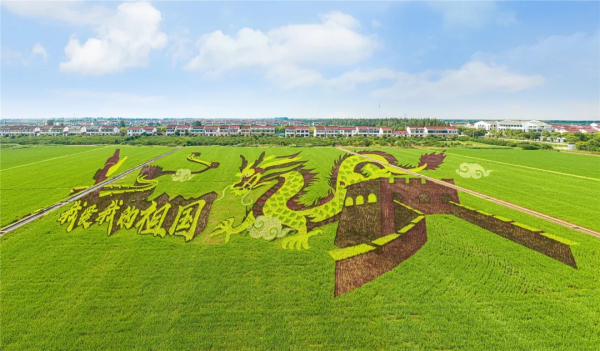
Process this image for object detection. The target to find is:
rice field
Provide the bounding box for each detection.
[1,146,598,350]
[0,145,175,226]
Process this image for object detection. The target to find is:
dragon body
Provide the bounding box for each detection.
[212,150,446,249]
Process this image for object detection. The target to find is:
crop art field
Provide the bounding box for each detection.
[2,146,599,350]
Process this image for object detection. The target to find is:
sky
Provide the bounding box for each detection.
[1,1,599,120]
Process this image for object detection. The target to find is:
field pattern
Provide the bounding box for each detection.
[1,146,599,350]
[352,148,600,232]
[0,146,174,226]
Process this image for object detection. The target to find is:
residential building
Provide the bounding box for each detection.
[85,126,100,135]
[325,126,340,137]
[379,127,393,137]
[250,125,275,135]
[218,125,240,136]
[204,126,219,136]
[68,126,86,135]
[406,126,425,137]
[227,125,240,135]
[50,126,67,136]
[314,126,326,137]
[173,125,189,135]
[39,125,53,135]
[356,126,370,137]
[285,126,310,137]
[392,130,408,137]
[127,127,144,136]
[339,127,357,137]
[99,126,120,135]
[166,125,177,135]
[190,126,205,135]
[424,126,458,137]
[240,125,251,136]
[367,127,380,137]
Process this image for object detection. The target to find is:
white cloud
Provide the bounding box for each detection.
[428,1,516,28]
[60,1,167,75]
[185,11,377,88]
[1,0,110,26]
[1,47,23,65]
[472,31,599,77]
[265,65,324,90]
[324,68,397,90]
[2,44,48,65]
[32,44,48,61]
[371,20,382,29]
[372,61,544,100]
[53,89,166,104]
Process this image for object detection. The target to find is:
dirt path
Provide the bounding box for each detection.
[339,147,600,239]
[0,147,182,236]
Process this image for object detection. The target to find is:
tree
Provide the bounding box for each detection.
[565,133,579,144]
[47,120,54,126]
[542,131,550,141]
[193,121,202,126]
[120,120,125,128]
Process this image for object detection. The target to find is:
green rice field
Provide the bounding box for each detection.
[352,147,600,232]
[1,146,599,350]
[0,145,175,226]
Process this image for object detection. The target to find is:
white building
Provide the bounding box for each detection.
[424,126,458,137]
[379,127,393,137]
[339,127,357,137]
[285,126,310,137]
[250,126,275,135]
[497,120,551,132]
[67,126,86,135]
[474,121,498,131]
[204,126,219,136]
[99,126,120,135]
[523,120,551,132]
[85,126,100,135]
[189,126,205,136]
[127,127,144,136]
[406,126,426,137]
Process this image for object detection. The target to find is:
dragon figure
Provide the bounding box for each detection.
[211,150,446,249]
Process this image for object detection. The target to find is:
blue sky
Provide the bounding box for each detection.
[2,1,598,120]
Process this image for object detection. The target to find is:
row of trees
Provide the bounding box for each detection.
[2,133,559,151]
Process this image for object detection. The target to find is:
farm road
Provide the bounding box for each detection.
[0,147,182,236]
[339,147,600,240]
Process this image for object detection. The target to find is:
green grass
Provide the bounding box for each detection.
[2,146,599,350]
[0,145,105,171]
[0,146,174,226]
[444,148,600,179]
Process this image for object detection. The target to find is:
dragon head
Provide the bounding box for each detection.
[231,151,305,195]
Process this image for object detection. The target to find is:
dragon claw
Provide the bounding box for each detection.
[210,218,236,242]
[280,230,321,250]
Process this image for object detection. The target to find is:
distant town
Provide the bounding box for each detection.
[0,117,597,138]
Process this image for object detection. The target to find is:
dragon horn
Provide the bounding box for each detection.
[239,155,248,172]
[255,151,266,166]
